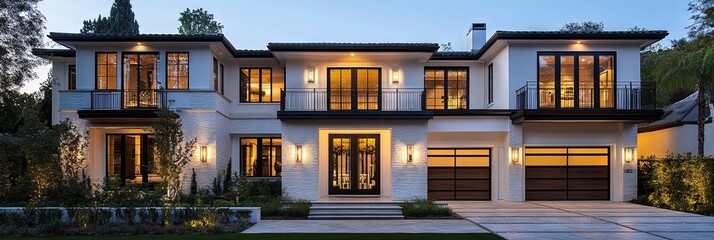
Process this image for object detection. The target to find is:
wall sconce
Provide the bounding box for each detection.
[624,147,636,163]
[307,67,315,83]
[200,146,207,163]
[296,145,303,163]
[509,147,521,164]
[391,68,400,83]
[406,144,414,162]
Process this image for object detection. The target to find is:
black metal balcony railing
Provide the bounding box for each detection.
[91,89,167,110]
[280,88,425,111]
[516,81,656,110]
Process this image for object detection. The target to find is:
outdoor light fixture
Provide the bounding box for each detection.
[307,67,315,83]
[200,146,207,163]
[392,68,400,83]
[296,145,303,163]
[407,144,414,162]
[624,147,636,163]
[510,147,521,164]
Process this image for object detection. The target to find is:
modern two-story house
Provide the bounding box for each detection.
[34,23,668,202]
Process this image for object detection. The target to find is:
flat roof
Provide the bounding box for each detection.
[267,43,440,52]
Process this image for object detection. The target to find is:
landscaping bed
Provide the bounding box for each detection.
[399,198,461,219]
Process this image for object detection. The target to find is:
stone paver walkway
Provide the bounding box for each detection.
[243,219,488,233]
[449,201,714,240]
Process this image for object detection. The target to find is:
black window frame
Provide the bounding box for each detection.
[165,52,190,90]
[68,65,77,90]
[105,134,157,185]
[424,67,470,110]
[240,137,282,177]
[326,67,382,111]
[220,63,225,94]
[536,51,617,109]
[95,52,118,90]
[213,57,219,93]
[487,64,493,105]
[239,67,277,103]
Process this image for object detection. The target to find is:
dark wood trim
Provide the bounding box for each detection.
[165,52,190,90]
[427,148,492,201]
[328,134,380,195]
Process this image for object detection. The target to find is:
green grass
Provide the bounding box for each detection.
[1,233,503,240]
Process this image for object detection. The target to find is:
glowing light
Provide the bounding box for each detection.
[296,145,303,163]
[392,68,400,83]
[350,53,355,57]
[307,67,315,83]
[200,146,207,162]
[510,147,521,164]
[624,147,636,163]
[407,144,414,162]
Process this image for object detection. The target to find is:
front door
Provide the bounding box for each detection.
[329,134,380,195]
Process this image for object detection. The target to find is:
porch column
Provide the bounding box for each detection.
[507,121,525,201]
[621,123,638,201]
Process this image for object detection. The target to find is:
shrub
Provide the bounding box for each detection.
[400,198,455,219]
[239,196,310,219]
[638,153,714,214]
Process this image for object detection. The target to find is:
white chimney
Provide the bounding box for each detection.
[466,23,487,52]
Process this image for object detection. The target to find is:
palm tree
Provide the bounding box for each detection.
[659,37,714,156]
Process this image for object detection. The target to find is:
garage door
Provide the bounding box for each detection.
[427,148,490,200]
[525,147,609,200]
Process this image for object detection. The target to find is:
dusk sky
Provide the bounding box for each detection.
[26,0,692,93]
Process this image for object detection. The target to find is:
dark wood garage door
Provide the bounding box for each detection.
[427,148,490,200]
[525,147,609,200]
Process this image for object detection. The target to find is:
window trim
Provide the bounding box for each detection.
[94,52,118,90]
[213,57,219,93]
[536,51,617,109]
[239,137,282,177]
[487,64,493,105]
[68,65,76,90]
[220,63,225,94]
[165,52,190,90]
[239,67,277,103]
[424,66,470,110]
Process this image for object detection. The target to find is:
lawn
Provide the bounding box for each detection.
[1,233,504,240]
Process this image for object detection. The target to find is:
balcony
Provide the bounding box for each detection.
[512,81,662,123]
[277,88,433,119]
[77,89,168,121]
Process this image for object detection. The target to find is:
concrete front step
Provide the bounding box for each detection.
[308,201,404,220]
[307,215,405,220]
[310,210,403,215]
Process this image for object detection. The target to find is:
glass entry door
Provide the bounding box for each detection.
[328,68,381,110]
[329,134,380,195]
[123,53,159,108]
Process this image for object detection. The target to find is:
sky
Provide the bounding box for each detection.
[24,0,693,93]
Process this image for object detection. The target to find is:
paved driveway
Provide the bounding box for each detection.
[448,201,714,240]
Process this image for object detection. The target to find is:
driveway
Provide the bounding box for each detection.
[449,201,714,240]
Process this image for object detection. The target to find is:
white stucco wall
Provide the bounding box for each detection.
[638,122,714,157]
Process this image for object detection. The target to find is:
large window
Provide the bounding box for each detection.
[220,63,225,94]
[240,68,281,103]
[95,52,117,89]
[240,137,281,177]
[487,64,493,105]
[122,53,159,108]
[68,65,76,90]
[537,52,615,109]
[107,134,158,184]
[166,52,189,89]
[424,67,468,109]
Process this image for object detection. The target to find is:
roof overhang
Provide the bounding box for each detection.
[32,48,76,59]
[510,109,664,124]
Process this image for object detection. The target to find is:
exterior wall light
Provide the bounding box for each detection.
[307,67,315,83]
[296,145,303,163]
[407,144,414,162]
[392,68,400,83]
[624,147,636,163]
[200,146,207,163]
[510,147,521,164]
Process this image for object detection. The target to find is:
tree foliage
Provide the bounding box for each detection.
[177,8,224,34]
[0,0,45,91]
[151,103,196,200]
[560,21,604,32]
[438,42,453,52]
[80,0,139,34]
[688,0,714,38]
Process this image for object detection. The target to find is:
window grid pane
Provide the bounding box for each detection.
[96,53,118,90]
[241,137,282,177]
[166,53,189,89]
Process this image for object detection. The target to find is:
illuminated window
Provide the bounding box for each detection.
[95,52,117,89]
[240,68,282,103]
[537,52,615,109]
[241,137,281,177]
[424,67,468,110]
[166,52,189,89]
[106,134,159,184]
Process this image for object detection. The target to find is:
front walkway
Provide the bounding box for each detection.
[243,219,488,233]
[449,201,714,240]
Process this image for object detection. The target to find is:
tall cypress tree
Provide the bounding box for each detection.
[80,0,139,34]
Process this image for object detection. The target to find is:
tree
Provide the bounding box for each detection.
[80,0,139,34]
[439,42,453,52]
[687,0,714,38]
[152,103,196,200]
[629,26,648,32]
[0,0,45,91]
[178,8,224,34]
[560,21,604,32]
[671,38,691,50]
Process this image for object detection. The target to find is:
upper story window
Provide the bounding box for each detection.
[240,68,281,103]
[166,52,189,89]
[424,67,468,110]
[487,64,493,105]
[538,52,615,109]
[240,137,281,177]
[68,65,76,90]
[95,52,117,89]
[212,58,220,93]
